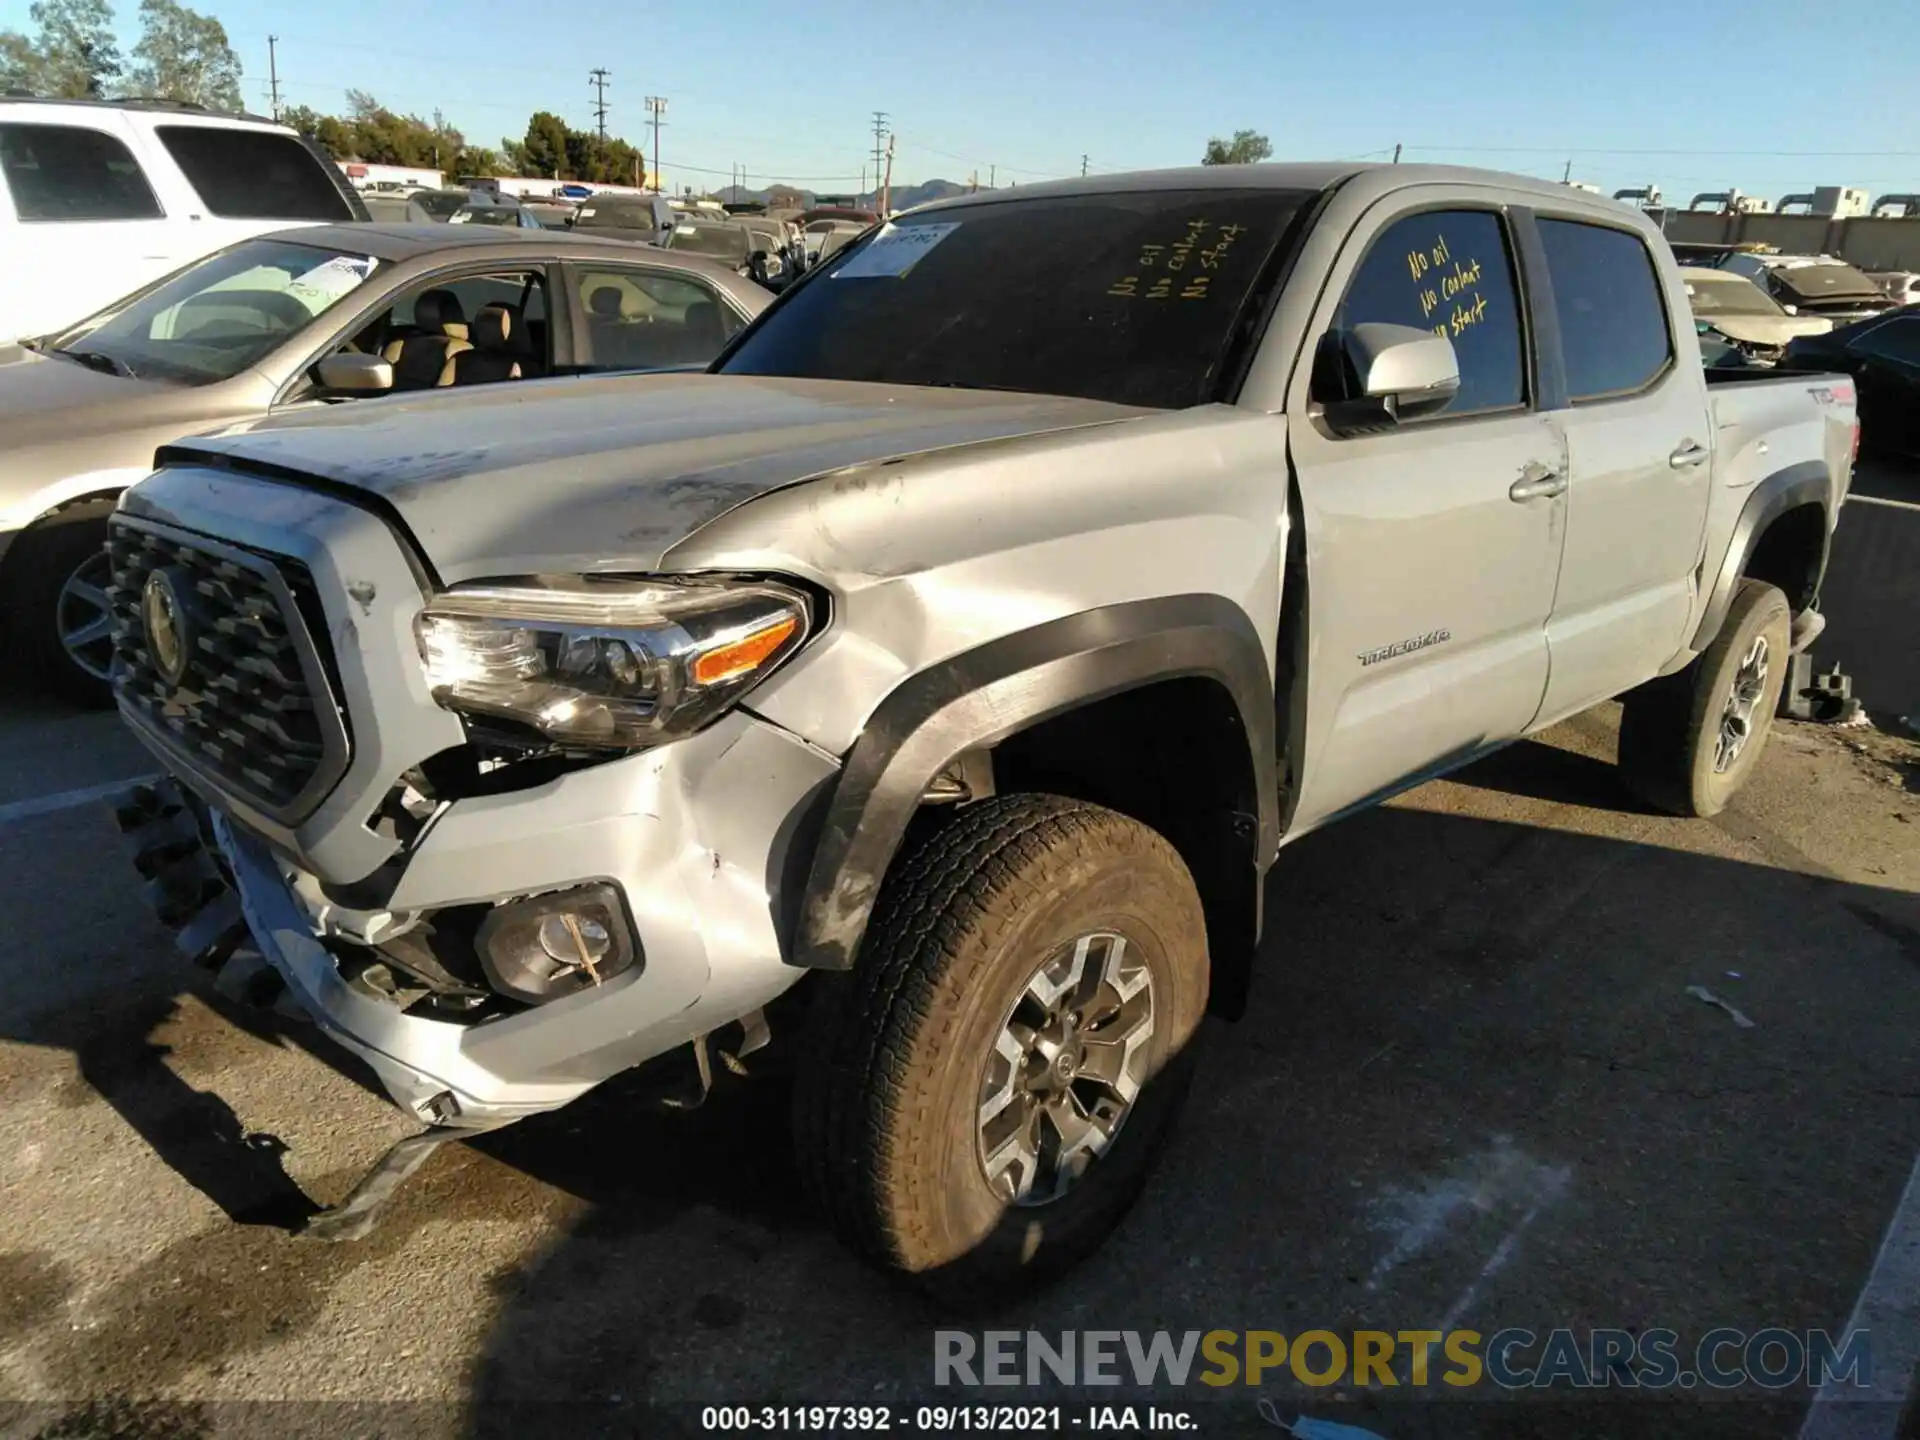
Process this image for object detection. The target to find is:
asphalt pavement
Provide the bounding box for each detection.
[0,601,1917,1439]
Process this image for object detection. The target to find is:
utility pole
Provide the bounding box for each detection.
[1392,142,1402,164]
[881,132,896,216]
[989,163,995,189]
[1081,154,1088,177]
[1562,158,1573,183]
[589,68,611,143]
[644,95,666,193]
[870,111,889,204]
[266,35,281,120]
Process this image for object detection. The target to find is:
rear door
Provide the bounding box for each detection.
[0,115,175,338]
[1284,195,1567,828]
[1530,216,1713,725]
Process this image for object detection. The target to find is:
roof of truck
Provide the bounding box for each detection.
[909,162,1646,215]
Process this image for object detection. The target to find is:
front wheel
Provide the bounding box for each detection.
[3,500,118,707]
[1618,579,1791,817]
[793,794,1210,1305]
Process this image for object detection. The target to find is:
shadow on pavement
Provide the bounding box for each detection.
[12,761,1919,1436]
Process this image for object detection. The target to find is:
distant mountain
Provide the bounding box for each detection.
[710,178,981,212]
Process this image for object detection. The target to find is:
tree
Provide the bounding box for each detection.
[1,30,47,93]
[499,137,532,175]
[522,111,570,178]
[125,0,241,110]
[1201,129,1272,166]
[28,0,121,98]
[452,145,500,178]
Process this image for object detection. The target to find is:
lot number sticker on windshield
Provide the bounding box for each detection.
[834,222,959,278]
[286,255,377,312]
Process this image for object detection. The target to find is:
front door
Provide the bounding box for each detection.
[1285,200,1567,830]
[1530,217,1714,725]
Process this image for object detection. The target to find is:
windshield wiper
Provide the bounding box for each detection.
[58,348,135,378]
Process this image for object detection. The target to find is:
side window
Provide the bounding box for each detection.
[576,267,743,369]
[332,270,550,392]
[0,123,164,221]
[154,127,353,222]
[1538,219,1673,401]
[1853,317,1920,364]
[1333,209,1526,417]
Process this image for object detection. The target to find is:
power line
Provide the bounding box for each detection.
[588,68,611,143]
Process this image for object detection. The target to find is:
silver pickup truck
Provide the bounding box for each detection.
[110,163,1856,1301]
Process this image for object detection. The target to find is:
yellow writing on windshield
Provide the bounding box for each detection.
[1109,220,1246,300]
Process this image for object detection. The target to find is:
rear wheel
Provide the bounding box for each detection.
[1618,579,1791,817]
[793,794,1209,1304]
[3,500,117,708]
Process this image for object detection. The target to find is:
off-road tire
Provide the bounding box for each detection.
[3,500,117,708]
[793,793,1209,1305]
[1618,579,1792,818]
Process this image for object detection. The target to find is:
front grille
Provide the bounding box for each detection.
[107,516,350,823]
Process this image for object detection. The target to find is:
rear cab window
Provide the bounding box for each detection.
[0,122,163,221]
[1329,208,1528,417]
[1538,219,1674,400]
[721,187,1314,409]
[154,125,354,221]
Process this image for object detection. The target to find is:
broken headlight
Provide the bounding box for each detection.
[415,576,812,748]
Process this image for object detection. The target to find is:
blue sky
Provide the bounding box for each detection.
[9,0,1918,200]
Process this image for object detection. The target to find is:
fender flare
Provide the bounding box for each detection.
[792,594,1279,971]
[1689,460,1831,652]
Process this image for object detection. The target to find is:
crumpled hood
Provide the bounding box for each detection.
[1703,313,1833,347]
[167,372,1148,581]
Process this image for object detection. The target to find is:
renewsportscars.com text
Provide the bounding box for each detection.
[934,1328,1875,1391]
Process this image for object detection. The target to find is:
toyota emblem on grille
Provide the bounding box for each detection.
[142,569,193,687]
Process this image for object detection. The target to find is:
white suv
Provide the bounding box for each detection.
[0,99,367,341]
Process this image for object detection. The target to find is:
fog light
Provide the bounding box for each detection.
[476,884,639,1005]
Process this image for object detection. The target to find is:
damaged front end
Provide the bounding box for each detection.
[104,466,840,1239]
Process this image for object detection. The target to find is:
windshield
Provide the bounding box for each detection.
[1685,275,1783,318]
[411,190,468,220]
[576,203,654,230]
[50,239,376,384]
[1775,262,1885,302]
[451,205,522,227]
[667,223,749,260]
[720,187,1313,409]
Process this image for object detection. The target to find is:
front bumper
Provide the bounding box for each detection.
[126,706,836,1127]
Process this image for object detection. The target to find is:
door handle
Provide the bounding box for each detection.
[1509,461,1567,502]
[1669,440,1710,469]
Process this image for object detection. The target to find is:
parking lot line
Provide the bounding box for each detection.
[0,775,156,828]
[1799,1151,1920,1440]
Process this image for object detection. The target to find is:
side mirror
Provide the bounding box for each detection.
[1316,322,1460,434]
[314,351,393,396]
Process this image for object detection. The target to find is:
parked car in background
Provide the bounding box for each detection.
[450,201,544,229]
[556,183,596,201]
[803,217,867,265]
[1717,253,1896,326]
[108,163,1854,1299]
[519,200,578,228]
[399,188,473,223]
[661,214,784,286]
[1784,305,1920,459]
[1680,266,1832,364]
[0,224,768,701]
[0,98,367,341]
[798,205,879,227]
[571,194,677,246]
[1867,271,1920,307]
